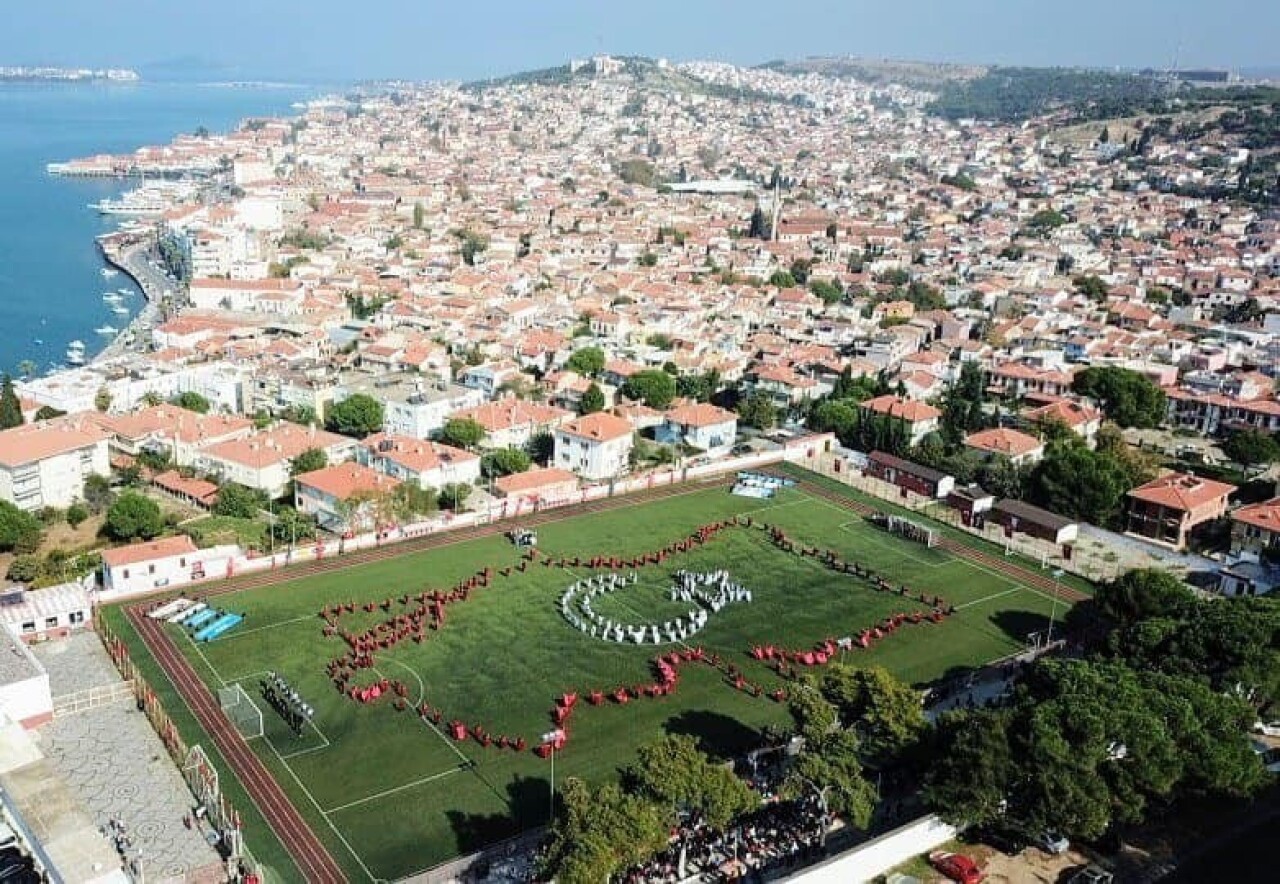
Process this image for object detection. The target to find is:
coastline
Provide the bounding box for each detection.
[92,240,169,364]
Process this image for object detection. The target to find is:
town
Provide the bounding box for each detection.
[0,52,1276,884]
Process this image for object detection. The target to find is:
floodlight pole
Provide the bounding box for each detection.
[1046,568,1063,647]
[549,744,556,822]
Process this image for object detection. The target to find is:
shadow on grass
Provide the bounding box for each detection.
[989,609,1051,646]
[446,773,550,854]
[663,709,761,759]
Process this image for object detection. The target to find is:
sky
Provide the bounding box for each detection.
[4,1,1276,83]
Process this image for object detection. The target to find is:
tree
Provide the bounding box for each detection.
[748,206,770,240]
[33,405,65,422]
[768,270,797,288]
[5,554,41,584]
[281,404,317,427]
[782,730,878,830]
[809,278,843,304]
[412,202,425,229]
[213,483,267,519]
[625,735,759,831]
[923,709,1018,828]
[1221,429,1280,476]
[565,346,606,378]
[65,503,89,529]
[289,448,328,477]
[390,483,438,521]
[439,483,471,512]
[1095,569,1195,627]
[0,374,22,429]
[481,447,531,479]
[579,383,605,415]
[525,430,554,464]
[622,370,676,409]
[1027,438,1133,528]
[1072,366,1166,429]
[326,394,384,437]
[94,386,112,413]
[541,778,669,884]
[0,501,42,553]
[83,474,113,514]
[795,665,926,767]
[171,391,211,414]
[104,492,163,541]
[439,417,486,451]
[738,392,778,430]
[1073,275,1109,302]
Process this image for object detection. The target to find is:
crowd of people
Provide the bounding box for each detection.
[618,796,830,883]
[670,569,753,612]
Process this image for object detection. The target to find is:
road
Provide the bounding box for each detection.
[94,243,174,363]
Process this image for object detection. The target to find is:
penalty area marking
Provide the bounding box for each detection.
[321,764,470,816]
[954,587,1022,610]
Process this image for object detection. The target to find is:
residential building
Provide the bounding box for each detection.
[357,433,481,488]
[1126,473,1237,550]
[554,412,634,481]
[859,395,942,447]
[963,428,1045,466]
[294,461,402,532]
[658,403,738,457]
[0,421,109,511]
[195,422,356,498]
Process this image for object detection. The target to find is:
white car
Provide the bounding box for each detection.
[1253,721,1280,737]
[1037,830,1069,855]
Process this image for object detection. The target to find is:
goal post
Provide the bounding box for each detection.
[219,684,264,740]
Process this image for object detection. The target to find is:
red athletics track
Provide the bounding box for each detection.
[123,476,732,881]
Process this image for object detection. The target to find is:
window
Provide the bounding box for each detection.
[123,569,130,579]
[180,558,187,567]
[20,622,34,634]
[45,616,58,629]
[148,564,156,575]
[69,611,85,625]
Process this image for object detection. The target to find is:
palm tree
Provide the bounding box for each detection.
[16,360,37,380]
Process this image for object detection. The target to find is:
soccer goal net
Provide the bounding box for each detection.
[869,513,938,548]
[219,684,264,740]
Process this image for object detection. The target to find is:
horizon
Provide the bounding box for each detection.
[2,0,1276,83]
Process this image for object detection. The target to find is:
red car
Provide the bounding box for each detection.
[929,850,985,884]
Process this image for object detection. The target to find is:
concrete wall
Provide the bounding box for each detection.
[783,815,957,884]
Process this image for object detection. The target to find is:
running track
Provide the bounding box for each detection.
[124,470,1085,880]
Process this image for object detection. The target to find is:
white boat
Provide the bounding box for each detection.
[118,288,132,295]
[66,348,86,365]
[111,305,129,315]
[95,325,118,335]
[100,267,118,278]
[103,292,123,303]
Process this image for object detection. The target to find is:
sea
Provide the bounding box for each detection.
[0,80,320,376]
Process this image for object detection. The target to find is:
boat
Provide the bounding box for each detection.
[89,197,167,216]
[95,325,118,335]
[65,341,86,365]
[103,292,123,303]
[111,305,130,315]
[100,267,118,278]
[118,288,132,295]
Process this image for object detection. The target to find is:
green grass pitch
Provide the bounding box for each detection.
[105,481,1073,881]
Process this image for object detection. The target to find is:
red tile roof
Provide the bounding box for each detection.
[1127,473,1236,512]
[101,535,199,568]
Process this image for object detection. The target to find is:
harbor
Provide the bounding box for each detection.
[91,236,175,364]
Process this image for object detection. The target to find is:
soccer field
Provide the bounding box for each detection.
[107,479,1074,881]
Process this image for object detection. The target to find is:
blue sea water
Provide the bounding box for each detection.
[0,81,317,376]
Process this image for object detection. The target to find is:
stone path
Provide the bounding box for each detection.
[33,634,223,882]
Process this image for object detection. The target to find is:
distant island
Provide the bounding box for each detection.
[0,65,139,83]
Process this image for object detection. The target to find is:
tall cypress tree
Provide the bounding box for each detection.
[0,374,23,429]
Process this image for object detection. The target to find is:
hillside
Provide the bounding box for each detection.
[758,56,986,88]
[464,55,780,102]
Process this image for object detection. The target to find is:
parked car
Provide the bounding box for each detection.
[1067,865,1114,884]
[975,827,1027,855]
[1253,720,1280,737]
[928,850,985,884]
[1036,830,1070,855]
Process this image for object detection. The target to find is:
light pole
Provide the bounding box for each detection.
[1046,568,1064,647]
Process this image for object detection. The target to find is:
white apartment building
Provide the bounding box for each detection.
[554,412,634,481]
[0,422,110,511]
[194,422,356,499]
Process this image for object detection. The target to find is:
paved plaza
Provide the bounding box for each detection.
[33,634,223,883]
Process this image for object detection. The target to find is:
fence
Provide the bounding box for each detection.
[52,681,136,717]
[796,451,1122,583]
